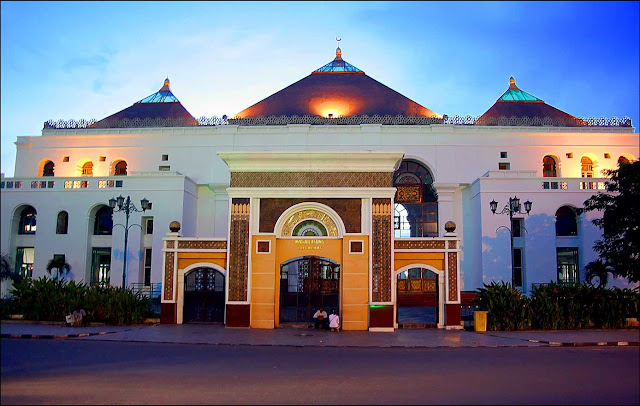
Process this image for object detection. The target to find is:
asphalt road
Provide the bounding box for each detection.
[1,339,638,405]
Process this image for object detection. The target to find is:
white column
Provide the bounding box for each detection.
[433,183,460,237]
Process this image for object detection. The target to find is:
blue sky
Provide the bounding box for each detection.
[1,1,638,176]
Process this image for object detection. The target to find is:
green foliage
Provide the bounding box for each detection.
[474,281,531,331]
[7,276,153,325]
[583,160,640,284]
[46,256,71,279]
[474,281,639,331]
[0,252,22,283]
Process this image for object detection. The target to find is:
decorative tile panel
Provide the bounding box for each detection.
[448,252,458,302]
[177,240,227,250]
[229,198,250,301]
[448,240,457,249]
[395,185,422,203]
[231,172,392,188]
[163,252,175,301]
[372,198,392,302]
[394,240,446,250]
[166,240,175,249]
[260,198,361,233]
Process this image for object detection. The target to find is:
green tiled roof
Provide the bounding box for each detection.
[497,77,542,102]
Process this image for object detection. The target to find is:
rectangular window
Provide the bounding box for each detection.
[15,247,35,279]
[511,218,522,238]
[99,156,106,162]
[53,254,66,277]
[144,248,152,286]
[604,153,611,159]
[63,156,70,162]
[115,180,123,187]
[500,151,508,158]
[512,248,523,288]
[91,248,111,286]
[498,162,510,170]
[145,218,154,235]
[566,152,573,159]
[161,154,169,161]
[159,166,170,171]
[557,248,579,285]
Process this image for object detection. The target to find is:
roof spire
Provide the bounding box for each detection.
[509,76,518,90]
[335,36,342,60]
[160,77,171,92]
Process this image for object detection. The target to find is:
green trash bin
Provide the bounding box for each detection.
[474,311,488,332]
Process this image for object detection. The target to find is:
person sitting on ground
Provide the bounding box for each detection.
[72,307,86,327]
[312,306,328,329]
[329,309,340,332]
[65,313,74,327]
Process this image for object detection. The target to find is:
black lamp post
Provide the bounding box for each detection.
[489,196,532,287]
[109,195,151,288]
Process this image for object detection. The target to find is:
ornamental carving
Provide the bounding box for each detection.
[260,199,360,233]
[448,252,458,302]
[372,198,392,302]
[163,252,175,301]
[281,209,338,237]
[230,172,392,188]
[177,240,227,250]
[166,240,175,249]
[229,198,250,301]
[394,240,446,250]
[43,115,632,130]
[395,185,422,203]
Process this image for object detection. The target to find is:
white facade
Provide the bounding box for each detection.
[2,122,638,297]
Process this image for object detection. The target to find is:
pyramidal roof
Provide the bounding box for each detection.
[234,46,439,118]
[478,77,581,124]
[497,77,543,102]
[136,78,181,103]
[94,78,196,126]
[313,47,363,73]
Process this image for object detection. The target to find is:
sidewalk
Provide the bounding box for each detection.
[2,321,638,348]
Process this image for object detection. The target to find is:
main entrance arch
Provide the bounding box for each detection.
[183,267,225,323]
[279,256,340,324]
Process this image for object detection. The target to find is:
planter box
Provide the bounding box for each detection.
[9,314,24,320]
[143,318,160,324]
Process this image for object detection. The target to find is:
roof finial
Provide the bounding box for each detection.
[509,76,518,89]
[160,77,171,92]
[335,36,342,60]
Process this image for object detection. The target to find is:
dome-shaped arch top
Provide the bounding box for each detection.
[275,202,346,238]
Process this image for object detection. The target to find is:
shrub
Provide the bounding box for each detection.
[8,276,152,325]
[474,281,531,331]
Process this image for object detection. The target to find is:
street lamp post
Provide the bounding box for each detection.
[108,195,151,288]
[489,196,532,287]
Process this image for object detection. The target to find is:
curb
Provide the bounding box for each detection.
[1,331,115,340]
[527,339,639,347]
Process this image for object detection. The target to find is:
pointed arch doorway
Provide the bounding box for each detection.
[279,256,340,324]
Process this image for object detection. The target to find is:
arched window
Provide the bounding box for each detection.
[43,161,55,177]
[56,211,68,234]
[393,159,438,237]
[581,157,593,178]
[93,206,113,235]
[114,160,127,176]
[82,161,94,176]
[18,206,37,234]
[542,156,557,177]
[618,156,630,166]
[555,206,577,236]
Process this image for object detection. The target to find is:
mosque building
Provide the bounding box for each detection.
[1,45,637,330]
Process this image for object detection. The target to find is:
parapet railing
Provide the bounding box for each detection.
[43,115,632,129]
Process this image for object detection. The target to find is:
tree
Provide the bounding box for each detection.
[0,252,22,283]
[46,256,71,280]
[583,160,640,285]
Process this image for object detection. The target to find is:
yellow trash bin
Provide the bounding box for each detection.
[474,311,488,332]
